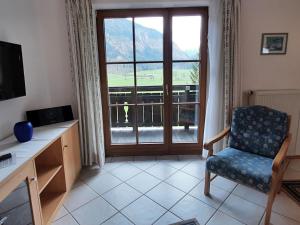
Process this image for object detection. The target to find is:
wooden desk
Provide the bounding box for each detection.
[0,120,81,225]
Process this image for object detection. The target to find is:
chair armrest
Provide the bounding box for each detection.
[272,134,292,173]
[203,127,230,155]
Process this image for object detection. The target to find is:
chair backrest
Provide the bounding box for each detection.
[228,105,289,158]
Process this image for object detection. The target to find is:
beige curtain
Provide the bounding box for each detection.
[223,0,241,128]
[204,0,224,150]
[205,0,241,151]
[65,0,105,167]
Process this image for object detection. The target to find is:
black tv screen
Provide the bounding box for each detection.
[0,41,26,101]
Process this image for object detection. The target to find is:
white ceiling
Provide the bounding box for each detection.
[92,0,210,9]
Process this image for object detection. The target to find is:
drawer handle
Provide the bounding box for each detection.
[64,145,69,148]
[30,177,37,182]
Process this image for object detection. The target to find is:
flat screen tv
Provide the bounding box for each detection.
[0,41,26,101]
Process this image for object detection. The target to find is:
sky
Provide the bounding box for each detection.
[134,16,202,51]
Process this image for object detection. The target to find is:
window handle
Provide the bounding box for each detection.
[165,84,169,96]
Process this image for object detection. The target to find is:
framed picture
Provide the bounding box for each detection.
[261,33,288,55]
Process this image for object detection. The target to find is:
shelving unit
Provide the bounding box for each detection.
[37,165,62,193]
[39,169,66,224]
[34,138,67,224]
[0,121,81,225]
[40,192,65,224]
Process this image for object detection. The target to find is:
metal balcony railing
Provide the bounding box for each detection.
[108,85,199,128]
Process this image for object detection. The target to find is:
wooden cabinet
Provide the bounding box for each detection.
[62,123,81,191]
[0,121,82,225]
[35,138,66,225]
[0,161,42,225]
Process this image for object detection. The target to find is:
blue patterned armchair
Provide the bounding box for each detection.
[204,105,291,225]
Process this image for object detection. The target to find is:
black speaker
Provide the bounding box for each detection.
[26,105,74,127]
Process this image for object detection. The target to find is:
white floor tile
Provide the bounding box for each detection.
[207,211,245,225]
[232,184,268,207]
[105,157,112,163]
[82,172,122,195]
[58,156,300,225]
[211,176,237,192]
[102,213,134,225]
[157,155,179,161]
[72,197,117,225]
[165,170,200,193]
[178,155,203,161]
[170,195,216,225]
[79,166,106,181]
[131,160,158,170]
[111,156,134,162]
[134,156,157,161]
[126,172,161,193]
[146,163,178,180]
[53,206,69,221]
[131,156,158,170]
[158,155,191,169]
[189,181,231,208]
[72,180,85,189]
[110,164,142,181]
[153,212,182,225]
[103,161,124,172]
[219,194,265,225]
[52,214,79,225]
[180,161,206,179]
[272,192,300,222]
[161,160,191,170]
[260,211,300,225]
[102,183,142,210]
[64,184,99,212]
[146,182,185,209]
[122,196,167,225]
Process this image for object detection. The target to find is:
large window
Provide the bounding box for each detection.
[97,8,208,156]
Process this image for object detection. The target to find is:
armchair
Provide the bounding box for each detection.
[204,105,291,225]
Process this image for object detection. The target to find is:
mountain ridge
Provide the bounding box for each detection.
[104,19,190,64]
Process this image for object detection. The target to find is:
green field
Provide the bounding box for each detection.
[108,69,197,87]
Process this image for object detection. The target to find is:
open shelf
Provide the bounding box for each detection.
[34,137,67,224]
[39,168,66,224]
[40,191,65,224]
[37,165,62,193]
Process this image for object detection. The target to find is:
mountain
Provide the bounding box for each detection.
[104,19,189,66]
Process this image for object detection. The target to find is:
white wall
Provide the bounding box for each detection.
[0,0,75,140]
[241,0,300,102]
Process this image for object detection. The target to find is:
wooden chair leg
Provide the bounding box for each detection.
[264,184,277,225]
[204,169,211,196]
[277,180,282,194]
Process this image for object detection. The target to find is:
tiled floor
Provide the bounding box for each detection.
[52,156,300,225]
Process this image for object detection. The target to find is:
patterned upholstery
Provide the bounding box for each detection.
[206,105,289,193]
[228,105,288,159]
[207,147,273,193]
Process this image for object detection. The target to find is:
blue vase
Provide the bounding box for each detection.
[14,121,33,143]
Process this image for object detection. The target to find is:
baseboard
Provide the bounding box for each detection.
[287,155,300,159]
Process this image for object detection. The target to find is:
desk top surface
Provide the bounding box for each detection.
[0,120,78,185]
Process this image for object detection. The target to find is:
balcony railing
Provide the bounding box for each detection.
[109,85,199,128]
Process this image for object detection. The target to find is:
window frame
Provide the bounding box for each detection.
[96,7,208,156]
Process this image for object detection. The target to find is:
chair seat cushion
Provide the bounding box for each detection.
[206,147,273,193]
